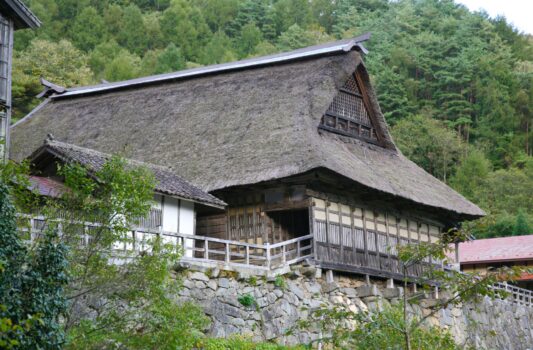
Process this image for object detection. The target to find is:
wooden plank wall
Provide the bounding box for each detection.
[228,205,265,244]
[196,213,227,240]
[312,197,441,279]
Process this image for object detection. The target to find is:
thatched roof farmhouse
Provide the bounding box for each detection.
[11,35,484,278]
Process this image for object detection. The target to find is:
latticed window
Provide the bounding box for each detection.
[319,73,379,143]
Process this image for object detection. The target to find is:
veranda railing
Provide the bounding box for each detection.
[492,282,533,307]
[17,213,314,273]
[16,214,533,305]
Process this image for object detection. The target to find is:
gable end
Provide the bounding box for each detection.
[319,67,386,146]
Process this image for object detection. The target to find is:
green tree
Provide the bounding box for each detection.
[277,24,315,51]
[226,0,267,38]
[392,115,466,182]
[117,4,148,56]
[104,50,141,81]
[103,4,124,35]
[160,0,211,61]
[12,39,93,120]
[43,157,210,349]
[201,31,237,65]
[143,12,165,50]
[0,174,68,349]
[198,0,239,33]
[89,40,122,79]
[513,209,531,236]
[450,149,491,201]
[70,6,107,52]
[273,0,312,34]
[237,22,263,58]
[155,43,186,73]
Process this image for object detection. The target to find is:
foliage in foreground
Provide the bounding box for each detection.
[198,336,304,350]
[296,229,530,350]
[0,171,68,349]
[2,157,213,349]
[43,158,211,349]
[298,304,459,350]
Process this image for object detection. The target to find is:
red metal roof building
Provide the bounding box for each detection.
[457,235,533,290]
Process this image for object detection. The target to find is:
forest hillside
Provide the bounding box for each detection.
[13,0,533,238]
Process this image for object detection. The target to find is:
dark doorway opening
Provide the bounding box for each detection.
[267,208,310,243]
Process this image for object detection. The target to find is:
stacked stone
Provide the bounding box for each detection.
[176,265,533,349]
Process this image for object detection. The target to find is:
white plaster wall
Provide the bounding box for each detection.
[179,200,195,257]
[157,194,195,257]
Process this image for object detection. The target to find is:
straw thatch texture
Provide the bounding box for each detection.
[31,139,225,207]
[11,47,483,218]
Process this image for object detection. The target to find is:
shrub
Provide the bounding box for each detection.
[274,275,286,289]
[238,293,256,308]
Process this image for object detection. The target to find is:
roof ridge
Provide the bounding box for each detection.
[48,34,371,99]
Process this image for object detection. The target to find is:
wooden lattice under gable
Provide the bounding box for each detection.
[319,70,383,145]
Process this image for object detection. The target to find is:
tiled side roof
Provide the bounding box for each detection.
[458,235,533,264]
[31,139,225,208]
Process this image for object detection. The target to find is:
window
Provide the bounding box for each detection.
[319,73,380,143]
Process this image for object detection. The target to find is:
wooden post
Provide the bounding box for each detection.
[266,242,271,270]
[395,216,401,273]
[350,207,357,266]
[309,203,318,263]
[362,210,369,268]
[30,217,34,242]
[282,245,286,265]
[325,201,331,261]
[373,213,379,269]
[204,239,209,260]
[339,206,344,263]
[225,243,230,264]
[246,245,250,265]
[384,212,392,272]
[296,239,301,259]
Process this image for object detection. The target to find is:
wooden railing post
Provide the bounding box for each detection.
[29,217,34,242]
[225,243,230,264]
[245,245,250,265]
[204,239,209,259]
[296,239,301,258]
[266,243,271,270]
[84,225,89,246]
[282,245,286,265]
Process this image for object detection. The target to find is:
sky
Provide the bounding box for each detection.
[456,0,533,34]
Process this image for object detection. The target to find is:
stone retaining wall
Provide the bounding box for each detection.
[176,265,533,349]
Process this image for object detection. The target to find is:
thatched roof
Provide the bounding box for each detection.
[11,37,484,218]
[29,138,226,208]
